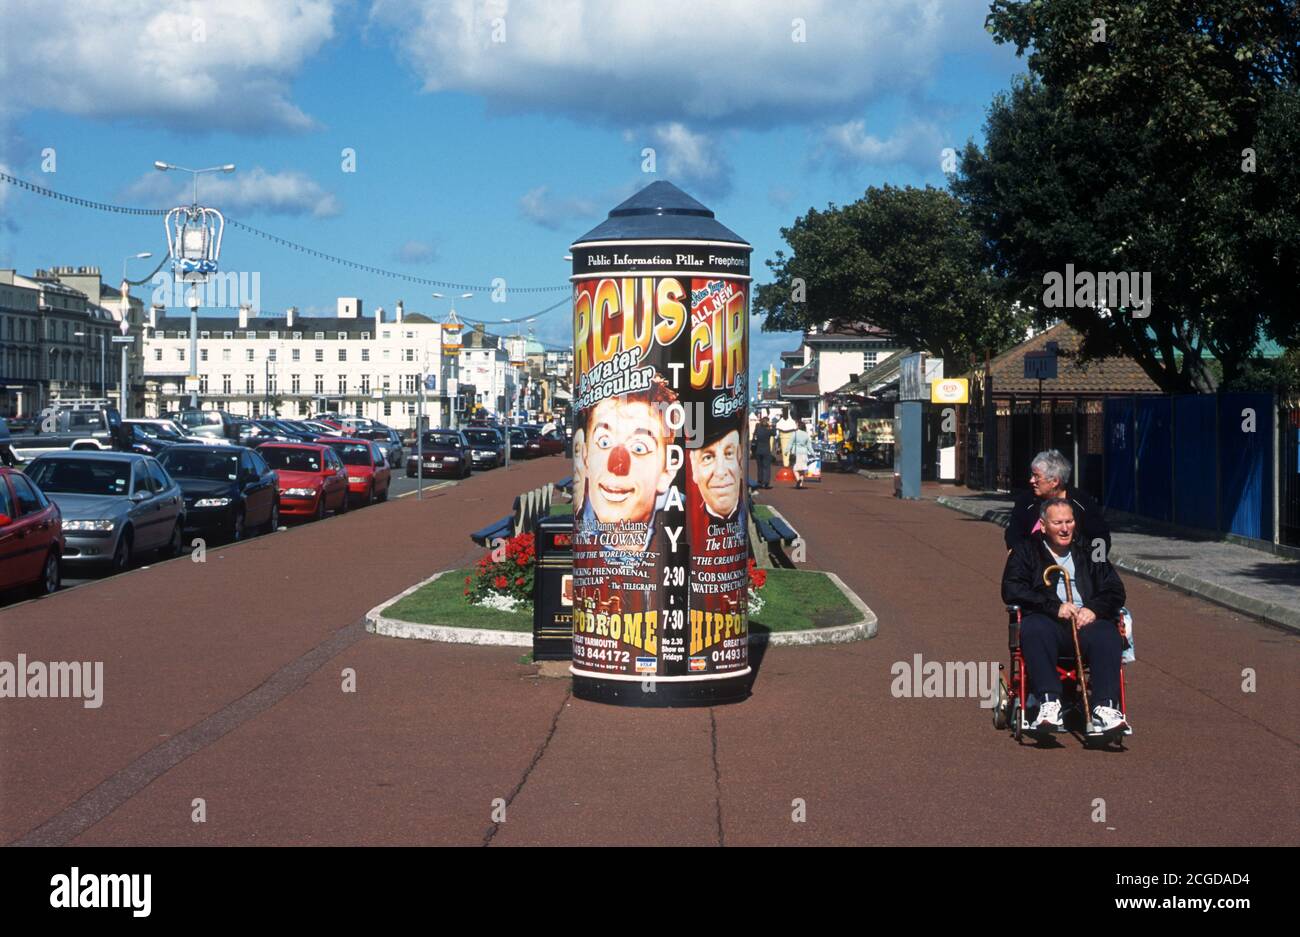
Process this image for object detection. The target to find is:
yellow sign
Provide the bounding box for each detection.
[930,378,969,404]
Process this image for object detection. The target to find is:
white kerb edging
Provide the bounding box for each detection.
[365,569,532,646]
[366,569,878,648]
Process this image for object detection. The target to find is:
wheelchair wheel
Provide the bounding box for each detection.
[1010,698,1023,743]
[992,678,1009,730]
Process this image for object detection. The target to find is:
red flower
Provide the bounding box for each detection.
[495,575,509,589]
[515,577,525,586]
[464,576,472,585]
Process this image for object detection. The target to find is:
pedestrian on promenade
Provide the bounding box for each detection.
[752,416,775,489]
[1005,449,1111,556]
[776,413,798,466]
[790,421,813,489]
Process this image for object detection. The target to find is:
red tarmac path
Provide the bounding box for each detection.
[1,461,1296,846]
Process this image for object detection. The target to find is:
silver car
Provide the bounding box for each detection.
[24,451,185,572]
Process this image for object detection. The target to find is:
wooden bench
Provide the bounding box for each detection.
[469,481,560,547]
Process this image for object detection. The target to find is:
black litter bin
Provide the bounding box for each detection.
[532,514,574,661]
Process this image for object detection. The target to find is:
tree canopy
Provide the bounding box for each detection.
[954,0,1299,392]
[754,184,1026,366]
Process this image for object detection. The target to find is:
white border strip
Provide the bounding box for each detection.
[571,239,752,250]
[569,271,751,282]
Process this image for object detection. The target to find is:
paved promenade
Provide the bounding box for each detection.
[2,465,1295,846]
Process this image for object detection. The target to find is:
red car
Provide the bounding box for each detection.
[256,443,349,521]
[537,428,566,456]
[0,467,63,597]
[315,436,392,506]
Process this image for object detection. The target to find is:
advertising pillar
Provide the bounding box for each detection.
[569,181,752,706]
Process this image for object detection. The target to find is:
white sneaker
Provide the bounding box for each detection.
[1029,698,1064,733]
[1089,704,1126,735]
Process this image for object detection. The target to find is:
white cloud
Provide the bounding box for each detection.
[395,240,438,264]
[123,167,342,218]
[518,186,600,231]
[0,0,336,132]
[645,123,732,199]
[816,119,945,173]
[370,0,989,129]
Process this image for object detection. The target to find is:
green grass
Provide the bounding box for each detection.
[752,503,775,521]
[750,569,859,633]
[382,566,858,636]
[549,501,573,516]
[384,568,534,632]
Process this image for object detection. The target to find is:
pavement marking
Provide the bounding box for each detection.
[10,620,367,847]
[396,480,455,498]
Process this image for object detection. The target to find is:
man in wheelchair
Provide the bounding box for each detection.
[1001,498,1128,739]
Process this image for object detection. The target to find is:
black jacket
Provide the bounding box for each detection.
[1005,486,1111,555]
[751,424,775,459]
[1001,536,1126,621]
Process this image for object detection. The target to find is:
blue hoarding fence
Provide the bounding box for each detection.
[1104,393,1277,542]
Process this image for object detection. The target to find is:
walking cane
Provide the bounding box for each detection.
[1042,564,1091,719]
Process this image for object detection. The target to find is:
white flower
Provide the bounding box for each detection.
[475,593,529,614]
[747,590,765,616]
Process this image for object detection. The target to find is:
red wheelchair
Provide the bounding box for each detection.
[992,603,1133,747]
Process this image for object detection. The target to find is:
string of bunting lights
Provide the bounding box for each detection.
[1,170,570,294]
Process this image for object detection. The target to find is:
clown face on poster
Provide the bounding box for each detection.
[569,252,752,690]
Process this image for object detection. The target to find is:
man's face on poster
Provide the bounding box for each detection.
[585,398,672,524]
[691,429,741,518]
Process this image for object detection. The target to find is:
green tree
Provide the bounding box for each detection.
[755,185,1025,365]
[955,0,1299,393]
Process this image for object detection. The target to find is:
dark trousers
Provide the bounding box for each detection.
[755,453,772,486]
[1021,612,1122,706]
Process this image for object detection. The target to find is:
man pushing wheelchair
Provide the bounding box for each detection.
[1000,497,1131,742]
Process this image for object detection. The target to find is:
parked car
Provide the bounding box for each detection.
[356,427,405,468]
[310,415,355,435]
[0,467,62,596]
[256,442,349,521]
[124,423,179,457]
[24,451,185,571]
[536,427,565,456]
[516,426,544,458]
[8,402,133,461]
[462,427,505,470]
[316,436,392,505]
[158,445,279,543]
[126,418,220,448]
[508,427,531,460]
[406,431,472,478]
[177,409,243,442]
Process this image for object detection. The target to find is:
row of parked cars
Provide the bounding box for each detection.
[0,408,402,600]
[405,422,566,478]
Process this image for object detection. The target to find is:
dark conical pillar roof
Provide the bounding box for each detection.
[573,180,748,245]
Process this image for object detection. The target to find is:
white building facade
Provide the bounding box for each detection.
[141,300,446,430]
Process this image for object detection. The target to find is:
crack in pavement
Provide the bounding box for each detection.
[482,686,572,846]
[9,620,368,847]
[709,708,724,847]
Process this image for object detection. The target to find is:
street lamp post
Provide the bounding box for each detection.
[114,252,152,416]
[154,161,234,410]
[432,292,472,432]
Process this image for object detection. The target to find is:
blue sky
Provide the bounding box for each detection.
[0,0,1025,382]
